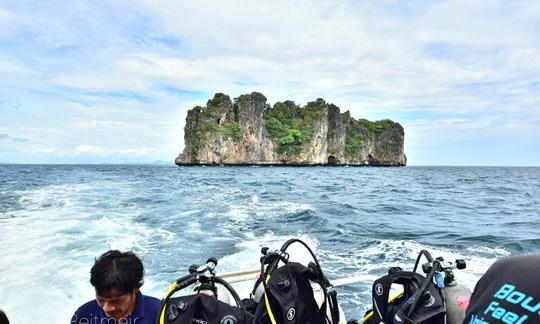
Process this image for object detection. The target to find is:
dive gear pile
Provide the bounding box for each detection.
[156,238,341,324]
[363,250,467,324]
[155,240,469,324]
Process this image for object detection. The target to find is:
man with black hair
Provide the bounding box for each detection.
[464,254,540,324]
[71,250,161,324]
[0,310,9,324]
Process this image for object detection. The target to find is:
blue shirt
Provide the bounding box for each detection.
[71,291,161,324]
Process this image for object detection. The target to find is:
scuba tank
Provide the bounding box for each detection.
[444,282,471,324]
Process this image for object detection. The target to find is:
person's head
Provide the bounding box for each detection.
[90,250,144,320]
[0,309,9,324]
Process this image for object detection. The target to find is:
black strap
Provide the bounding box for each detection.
[403,261,438,319]
[413,250,434,273]
[308,262,340,323]
[372,268,443,324]
[371,272,424,323]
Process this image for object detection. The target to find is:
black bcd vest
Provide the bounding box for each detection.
[366,271,445,324]
[164,294,254,324]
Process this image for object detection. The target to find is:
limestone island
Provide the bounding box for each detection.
[175,92,406,166]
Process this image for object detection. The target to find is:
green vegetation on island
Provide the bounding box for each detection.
[176,92,406,166]
[264,99,325,155]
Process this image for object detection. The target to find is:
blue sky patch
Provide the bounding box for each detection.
[159,87,209,100]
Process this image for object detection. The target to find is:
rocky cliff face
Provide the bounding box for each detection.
[175,92,406,166]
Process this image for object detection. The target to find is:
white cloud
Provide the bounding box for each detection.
[75,144,158,158]
[0,132,28,142]
[74,144,115,156]
[18,147,68,157]
[0,6,14,26]
[1,0,539,165]
[0,55,35,75]
[118,147,158,157]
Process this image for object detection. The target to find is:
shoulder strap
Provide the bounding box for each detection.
[371,271,426,323]
[164,295,199,323]
[308,262,339,323]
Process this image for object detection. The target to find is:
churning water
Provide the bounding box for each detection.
[1,165,539,323]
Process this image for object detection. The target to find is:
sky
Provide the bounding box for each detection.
[0,1,539,166]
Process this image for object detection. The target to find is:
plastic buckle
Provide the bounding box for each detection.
[434,272,445,289]
[326,285,337,296]
[278,250,289,262]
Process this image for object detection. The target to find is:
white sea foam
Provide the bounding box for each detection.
[214,232,319,297]
[313,238,510,315]
[219,232,319,270]
[225,199,313,222]
[0,182,178,323]
[320,238,508,290]
[178,209,202,216]
[203,184,313,223]
[227,204,250,222]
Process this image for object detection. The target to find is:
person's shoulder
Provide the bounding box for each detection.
[142,293,161,307]
[490,254,540,271]
[73,299,100,317]
[473,254,540,294]
[139,293,161,321]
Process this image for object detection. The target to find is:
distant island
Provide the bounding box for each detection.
[175,92,406,166]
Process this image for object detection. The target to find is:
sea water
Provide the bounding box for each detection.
[0,165,539,323]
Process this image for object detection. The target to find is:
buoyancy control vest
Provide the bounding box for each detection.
[157,258,254,324]
[362,249,468,324]
[252,238,340,324]
[366,271,445,324]
[164,294,252,324]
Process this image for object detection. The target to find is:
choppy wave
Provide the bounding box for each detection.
[0,165,539,323]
